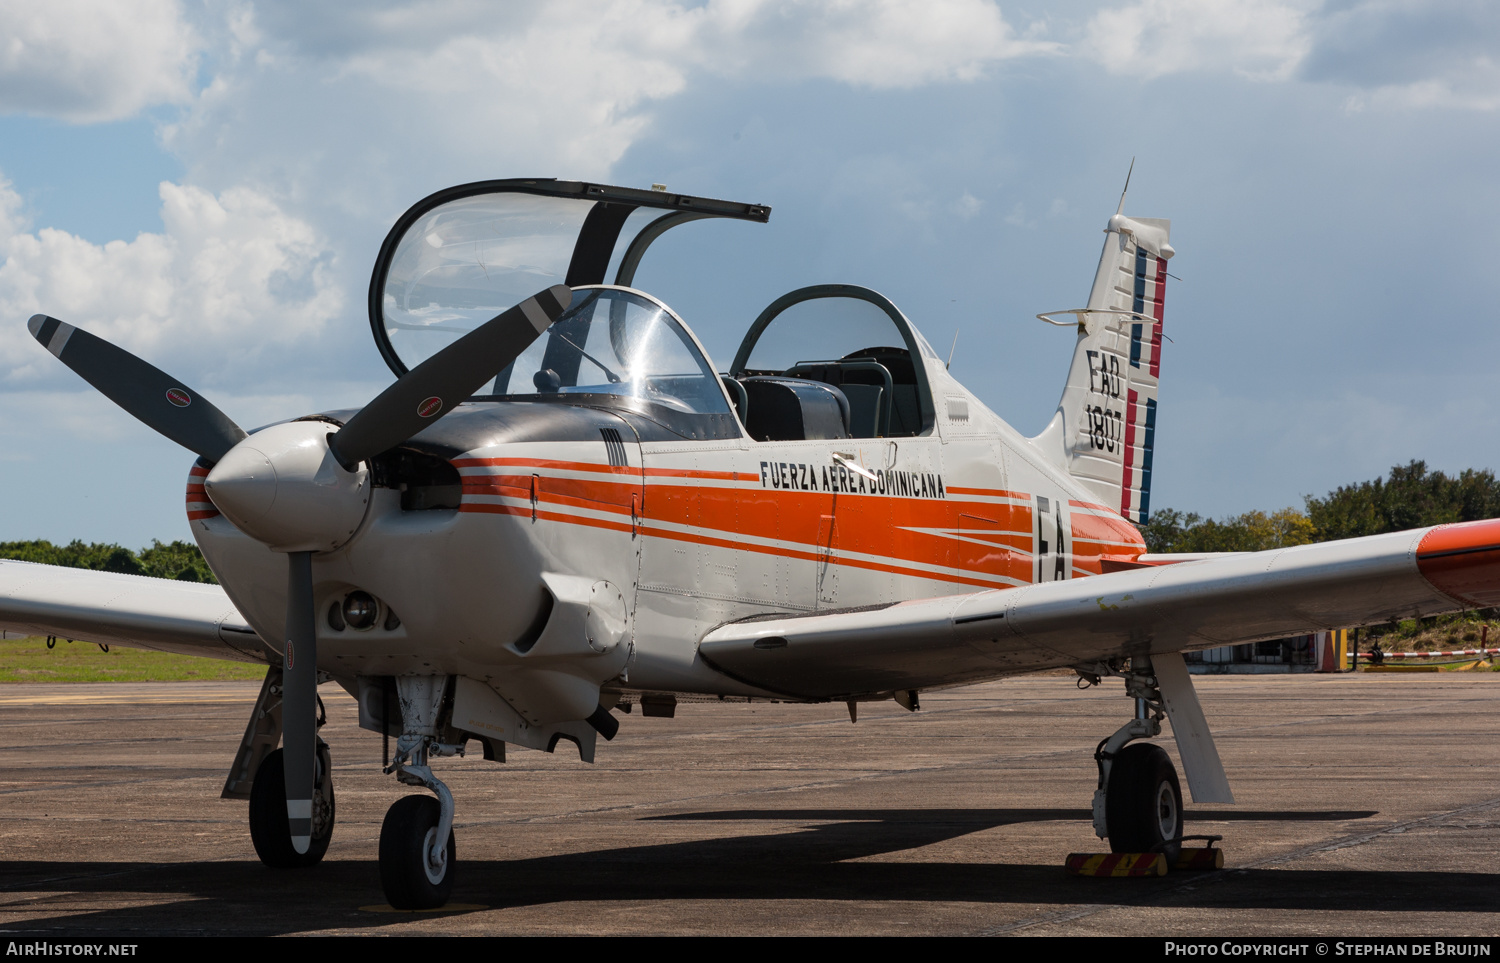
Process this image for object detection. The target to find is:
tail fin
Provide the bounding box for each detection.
[1030,213,1173,525]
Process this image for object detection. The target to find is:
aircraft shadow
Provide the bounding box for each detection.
[644,807,1379,824]
[6,806,1492,936]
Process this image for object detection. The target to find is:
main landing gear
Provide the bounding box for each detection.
[380,676,464,909]
[249,741,336,867]
[1087,660,1184,861]
[228,667,337,869]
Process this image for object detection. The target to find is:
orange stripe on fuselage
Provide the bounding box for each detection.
[460,499,1014,590]
[463,474,637,512]
[455,457,635,476]
[456,456,745,482]
[945,485,1032,500]
[454,455,1146,589]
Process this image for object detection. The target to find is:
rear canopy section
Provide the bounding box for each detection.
[368,179,770,378]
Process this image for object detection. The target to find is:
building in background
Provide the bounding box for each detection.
[1185,630,1348,674]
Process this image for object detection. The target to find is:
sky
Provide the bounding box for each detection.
[1,0,1498,547]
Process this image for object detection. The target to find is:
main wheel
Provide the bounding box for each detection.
[380,795,456,910]
[1104,742,1183,861]
[248,744,335,868]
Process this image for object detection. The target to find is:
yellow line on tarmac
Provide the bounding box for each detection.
[0,682,261,706]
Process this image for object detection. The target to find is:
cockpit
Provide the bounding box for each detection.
[727,284,937,441]
[369,179,935,444]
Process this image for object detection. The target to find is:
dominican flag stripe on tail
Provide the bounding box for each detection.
[1129,248,1166,378]
[1121,249,1165,523]
[1120,392,1157,522]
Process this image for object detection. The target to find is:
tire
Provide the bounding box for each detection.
[248,744,335,868]
[380,795,456,910]
[1104,742,1183,861]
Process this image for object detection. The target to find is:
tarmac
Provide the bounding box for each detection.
[0,673,1496,937]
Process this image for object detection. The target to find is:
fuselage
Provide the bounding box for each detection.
[190,300,1145,706]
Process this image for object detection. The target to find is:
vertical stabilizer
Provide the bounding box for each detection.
[1030,213,1173,525]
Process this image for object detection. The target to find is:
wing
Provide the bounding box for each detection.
[0,560,266,664]
[699,519,1500,699]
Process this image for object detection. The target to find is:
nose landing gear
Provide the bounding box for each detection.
[380,675,463,910]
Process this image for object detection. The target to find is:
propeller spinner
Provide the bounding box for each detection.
[27,284,572,853]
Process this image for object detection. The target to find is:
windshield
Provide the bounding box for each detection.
[490,287,731,417]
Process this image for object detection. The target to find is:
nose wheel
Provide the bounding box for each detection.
[380,795,456,909]
[379,675,463,909]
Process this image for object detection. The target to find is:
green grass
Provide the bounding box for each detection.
[0,636,266,683]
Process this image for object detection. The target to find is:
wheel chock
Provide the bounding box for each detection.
[1171,835,1225,871]
[1174,847,1225,870]
[1064,852,1167,877]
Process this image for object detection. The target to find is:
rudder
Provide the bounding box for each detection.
[1030,212,1173,525]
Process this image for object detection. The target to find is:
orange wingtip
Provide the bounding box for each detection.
[1416,518,1500,608]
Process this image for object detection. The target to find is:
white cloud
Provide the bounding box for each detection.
[271,0,1050,90]
[1082,0,1314,81]
[164,1,1053,199]
[0,0,200,122]
[1303,0,1500,111]
[1353,61,1500,111]
[0,178,343,384]
[953,191,984,219]
[0,0,1056,406]
[680,0,1057,88]
[1081,0,1500,110]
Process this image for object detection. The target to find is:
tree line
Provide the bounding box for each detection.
[0,539,217,583]
[1142,460,1500,553]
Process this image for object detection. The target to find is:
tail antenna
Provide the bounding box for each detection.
[1115,157,1135,216]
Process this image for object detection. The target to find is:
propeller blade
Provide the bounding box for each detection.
[329,285,572,467]
[27,315,247,463]
[282,550,318,854]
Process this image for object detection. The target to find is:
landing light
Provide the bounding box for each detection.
[343,592,379,630]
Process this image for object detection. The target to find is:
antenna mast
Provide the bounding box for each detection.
[1115,157,1135,216]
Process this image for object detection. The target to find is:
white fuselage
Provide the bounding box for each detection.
[191,353,1145,708]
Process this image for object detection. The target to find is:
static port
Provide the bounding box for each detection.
[343,591,379,630]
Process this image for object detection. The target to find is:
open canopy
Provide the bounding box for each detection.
[368,178,770,377]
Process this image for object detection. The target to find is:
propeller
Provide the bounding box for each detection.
[28,284,573,853]
[329,284,570,469]
[26,315,247,462]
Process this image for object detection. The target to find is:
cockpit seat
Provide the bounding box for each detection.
[741,377,851,442]
[784,359,894,438]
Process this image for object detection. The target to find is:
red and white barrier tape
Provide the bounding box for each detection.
[1354,648,1500,659]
